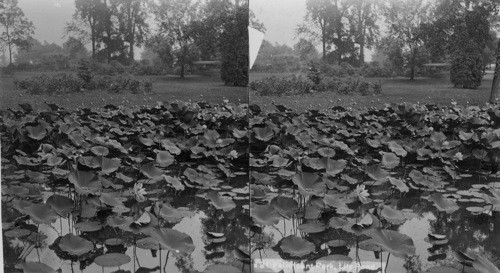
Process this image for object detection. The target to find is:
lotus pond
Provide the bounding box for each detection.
[248,103,500,273]
[1,101,251,273]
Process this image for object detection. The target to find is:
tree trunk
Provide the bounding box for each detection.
[410,47,416,80]
[8,41,12,65]
[489,38,500,103]
[321,26,326,60]
[6,23,12,65]
[358,0,364,66]
[180,63,185,78]
[91,32,96,58]
[128,2,134,63]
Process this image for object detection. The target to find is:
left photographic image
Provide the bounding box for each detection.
[0,0,250,272]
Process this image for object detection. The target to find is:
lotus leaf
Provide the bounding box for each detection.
[388,177,409,193]
[141,227,195,254]
[156,150,174,167]
[140,162,164,179]
[388,141,407,157]
[472,254,500,273]
[46,194,74,217]
[429,193,459,213]
[98,156,121,174]
[253,126,274,141]
[59,234,94,256]
[163,175,185,191]
[297,222,327,233]
[161,139,182,154]
[206,191,236,211]
[382,152,400,169]
[279,235,315,257]
[270,196,299,218]
[15,262,58,273]
[90,146,109,156]
[26,125,47,140]
[74,221,102,232]
[94,253,131,267]
[368,229,416,258]
[68,171,102,195]
[251,204,281,226]
[380,205,406,225]
[26,204,58,224]
[365,164,390,181]
[292,172,325,195]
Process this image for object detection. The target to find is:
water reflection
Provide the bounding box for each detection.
[251,174,500,273]
[2,171,250,273]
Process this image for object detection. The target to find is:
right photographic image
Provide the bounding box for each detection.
[249,0,500,272]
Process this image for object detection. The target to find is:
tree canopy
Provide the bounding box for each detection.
[0,0,34,65]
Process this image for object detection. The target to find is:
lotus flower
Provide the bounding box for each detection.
[454,152,463,161]
[355,184,370,204]
[229,150,238,159]
[133,182,147,202]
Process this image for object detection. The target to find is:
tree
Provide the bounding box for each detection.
[150,0,200,78]
[15,38,69,70]
[115,0,149,62]
[67,0,105,58]
[220,0,248,86]
[63,36,89,59]
[0,0,34,65]
[383,0,431,80]
[297,0,376,66]
[294,38,320,62]
[296,0,333,60]
[490,39,500,102]
[349,0,379,66]
[449,5,491,89]
[190,0,232,61]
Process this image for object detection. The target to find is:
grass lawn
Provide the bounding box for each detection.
[250,72,495,112]
[0,71,248,111]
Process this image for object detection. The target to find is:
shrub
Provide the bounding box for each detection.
[361,62,393,77]
[357,81,371,96]
[15,72,152,95]
[15,73,83,94]
[128,79,141,93]
[250,75,381,96]
[306,62,321,85]
[371,81,383,95]
[249,75,314,96]
[131,62,164,76]
[143,79,153,93]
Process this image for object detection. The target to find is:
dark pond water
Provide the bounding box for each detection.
[250,173,500,273]
[2,165,250,273]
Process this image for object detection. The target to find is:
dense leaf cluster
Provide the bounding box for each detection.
[0,100,250,271]
[248,102,500,264]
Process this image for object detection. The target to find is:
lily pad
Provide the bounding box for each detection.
[429,193,459,213]
[279,235,315,257]
[59,234,94,256]
[15,262,57,273]
[46,194,74,217]
[270,196,299,218]
[251,204,281,226]
[367,229,416,258]
[94,253,131,267]
[25,204,58,225]
[206,191,236,211]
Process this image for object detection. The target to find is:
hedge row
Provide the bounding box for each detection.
[14,73,153,95]
[250,75,382,96]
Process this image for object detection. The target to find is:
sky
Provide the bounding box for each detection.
[18,0,75,45]
[250,0,373,61]
[250,0,306,48]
